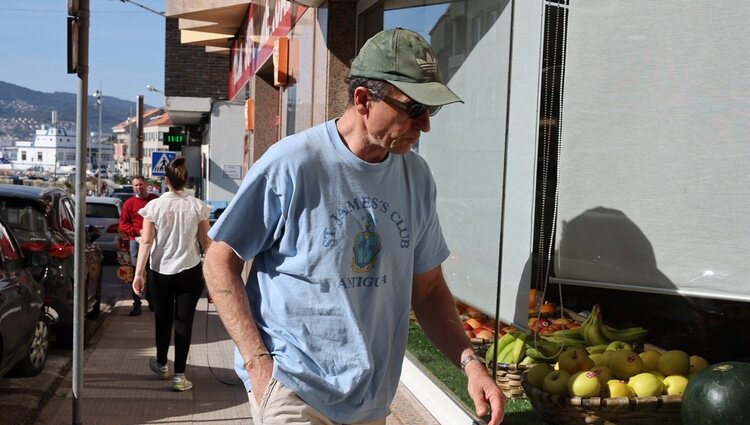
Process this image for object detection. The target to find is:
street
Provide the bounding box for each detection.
[0,259,128,425]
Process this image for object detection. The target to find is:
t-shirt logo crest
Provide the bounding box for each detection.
[351,216,381,273]
[416,51,438,76]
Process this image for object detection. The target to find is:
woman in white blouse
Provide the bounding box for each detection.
[132,157,211,392]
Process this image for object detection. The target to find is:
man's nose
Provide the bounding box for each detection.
[414,110,431,132]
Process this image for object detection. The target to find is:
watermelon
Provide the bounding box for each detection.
[681,361,750,425]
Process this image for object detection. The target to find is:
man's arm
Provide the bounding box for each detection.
[412,266,505,425]
[202,241,272,402]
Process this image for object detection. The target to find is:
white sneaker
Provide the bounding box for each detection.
[149,357,170,380]
[172,375,193,392]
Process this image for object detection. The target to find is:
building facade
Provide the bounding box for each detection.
[161,0,750,420]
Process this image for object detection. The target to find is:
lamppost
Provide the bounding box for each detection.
[93,87,103,195]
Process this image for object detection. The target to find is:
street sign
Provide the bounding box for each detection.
[151,151,176,176]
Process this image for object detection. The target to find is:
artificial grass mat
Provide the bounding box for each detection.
[407,321,542,424]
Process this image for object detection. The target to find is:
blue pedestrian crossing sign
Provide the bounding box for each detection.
[151,151,177,177]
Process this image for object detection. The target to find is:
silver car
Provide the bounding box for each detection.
[85,196,122,254]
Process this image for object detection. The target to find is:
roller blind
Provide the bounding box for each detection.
[554,0,750,302]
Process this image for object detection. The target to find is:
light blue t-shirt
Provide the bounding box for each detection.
[209,119,449,423]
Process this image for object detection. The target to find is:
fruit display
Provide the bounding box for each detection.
[523,343,709,399]
[681,361,750,425]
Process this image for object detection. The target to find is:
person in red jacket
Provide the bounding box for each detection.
[119,175,159,316]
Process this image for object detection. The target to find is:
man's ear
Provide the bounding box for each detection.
[353,86,370,116]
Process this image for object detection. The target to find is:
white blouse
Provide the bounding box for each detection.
[139,191,210,275]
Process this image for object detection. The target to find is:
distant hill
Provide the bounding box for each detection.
[0,81,154,142]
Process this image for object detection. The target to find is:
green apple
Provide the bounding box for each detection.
[606,379,635,398]
[543,370,571,395]
[658,350,690,376]
[651,370,666,383]
[609,350,643,379]
[557,346,594,375]
[589,353,603,366]
[627,372,663,397]
[527,363,554,390]
[586,344,608,354]
[689,355,709,374]
[662,375,689,396]
[605,341,632,352]
[568,370,602,398]
[589,365,614,386]
[639,349,661,372]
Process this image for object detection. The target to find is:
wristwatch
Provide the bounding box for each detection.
[460,354,486,374]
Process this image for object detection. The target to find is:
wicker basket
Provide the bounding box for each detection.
[488,363,535,399]
[520,372,683,424]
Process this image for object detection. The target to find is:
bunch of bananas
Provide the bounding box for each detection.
[485,332,528,365]
[581,304,648,346]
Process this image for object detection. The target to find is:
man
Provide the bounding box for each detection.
[203,28,504,425]
[119,175,158,316]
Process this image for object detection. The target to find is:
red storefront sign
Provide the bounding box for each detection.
[229,0,307,100]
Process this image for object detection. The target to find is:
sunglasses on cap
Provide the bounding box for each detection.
[381,95,441,119]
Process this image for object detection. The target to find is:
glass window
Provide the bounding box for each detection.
[59,197,75,231]
[86,203,120,219]
[21,151,27,161]
[377,0,511,314]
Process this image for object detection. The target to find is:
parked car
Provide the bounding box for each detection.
[0,216,49,377]
[0,185,103,345]
[85,196,122,254]
[110,192,133,203]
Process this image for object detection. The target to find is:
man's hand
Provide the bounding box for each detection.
[465,359,505,424]
[247,355,274,405]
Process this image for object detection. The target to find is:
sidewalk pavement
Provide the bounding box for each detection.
[36,297,439,425]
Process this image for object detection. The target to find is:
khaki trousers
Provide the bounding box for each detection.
[248,378,387,425]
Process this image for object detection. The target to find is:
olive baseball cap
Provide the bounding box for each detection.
[350,28,463,106]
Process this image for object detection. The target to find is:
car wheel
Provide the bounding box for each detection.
[11,317,49,377]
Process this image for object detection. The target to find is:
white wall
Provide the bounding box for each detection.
[206,101,246,202]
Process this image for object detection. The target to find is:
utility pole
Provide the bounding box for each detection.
[94,85,103,195]
[67,0,89,423]
[136,95,144,175]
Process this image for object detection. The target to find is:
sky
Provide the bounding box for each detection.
[0,0,166,108]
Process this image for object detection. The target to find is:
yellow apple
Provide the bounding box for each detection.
[610,350,643,379]
[596,350,615,367]
[658,350,690,376]
[627,372,663,397]
[689,355,710,374]
[639,349,661,372]
[543,370,571,395]
[568,370,602,398]
[527,363,554,390]
[662,375,689,396]
[606,379,635,398]
[558,346,594,375]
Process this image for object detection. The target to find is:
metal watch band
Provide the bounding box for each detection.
[460,354,485,373]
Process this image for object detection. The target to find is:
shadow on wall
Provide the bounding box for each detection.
[553,206,750,362]
[209,158,242,195]
[556,206,673,289]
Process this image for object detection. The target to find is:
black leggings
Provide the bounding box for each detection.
[148,263,204,374]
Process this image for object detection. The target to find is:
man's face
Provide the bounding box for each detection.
[132,178,148,197]
[362,89,432,160]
